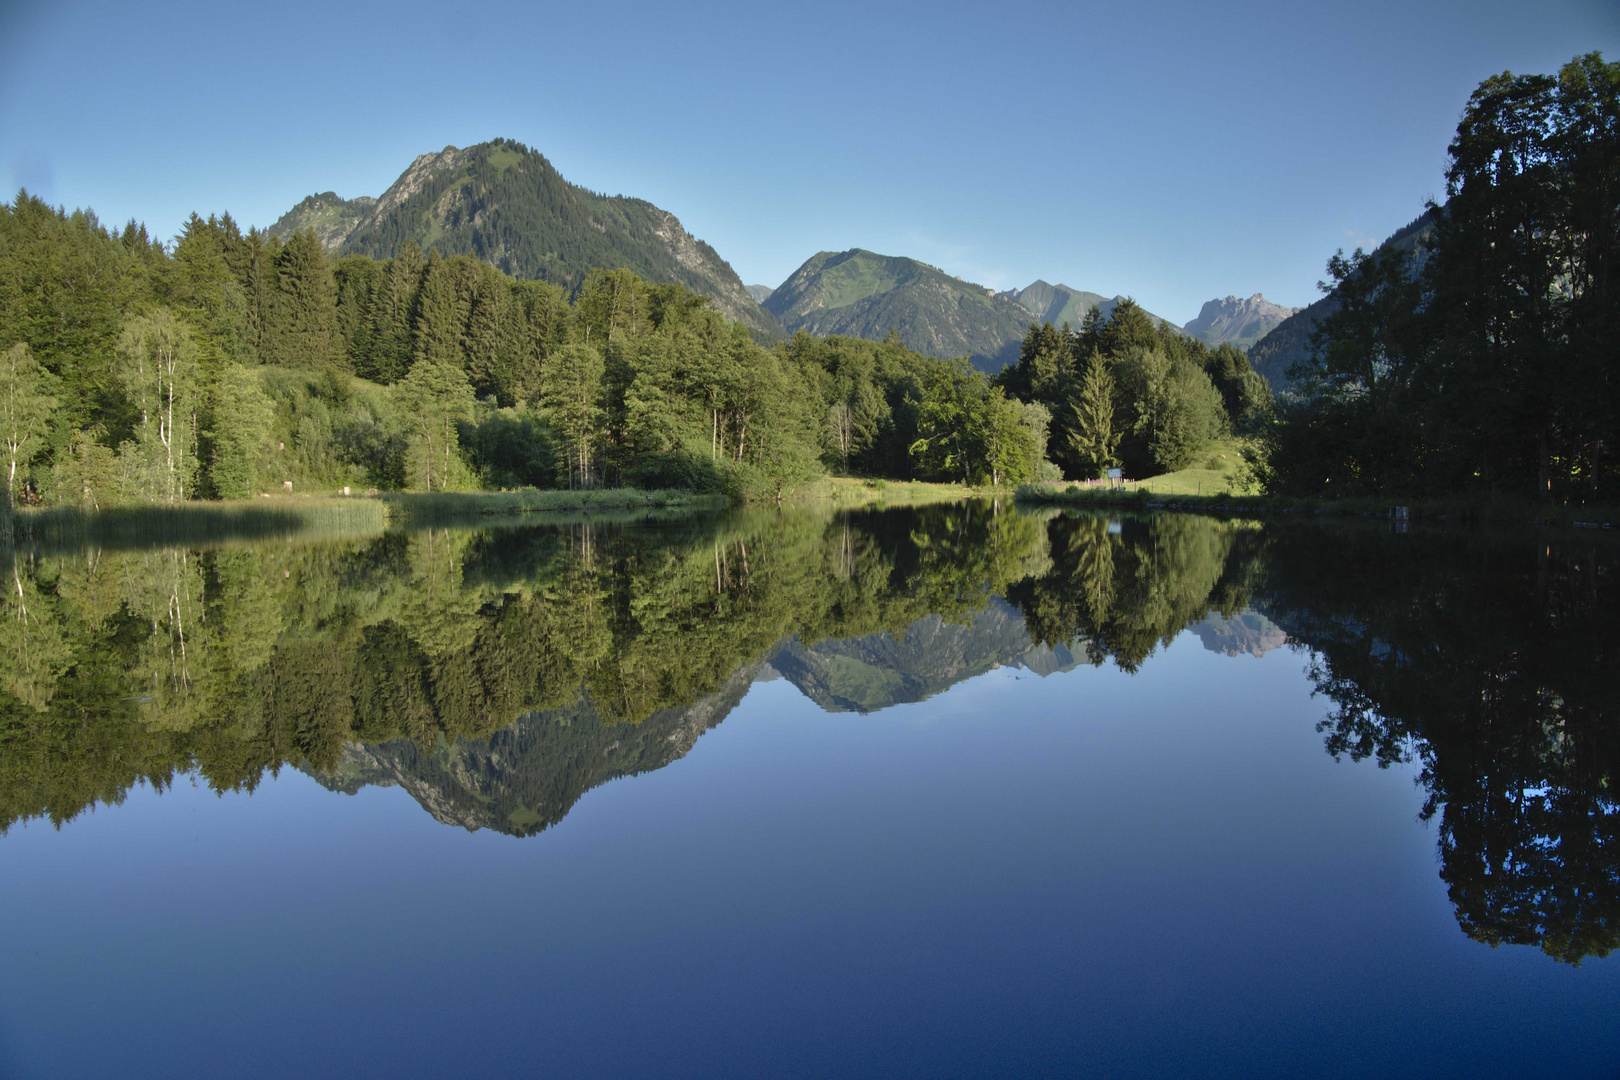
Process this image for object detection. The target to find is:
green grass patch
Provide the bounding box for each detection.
[6,497,387,555]
[379,487,722,524]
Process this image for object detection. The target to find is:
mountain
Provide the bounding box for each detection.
[764,251,1188,373]
[1190,610,1288,658]
[1003,280,1183,336]
[1182,294,1301,351]
[745,284,774,304]
[770,598,1088,713]
[1247,210,1438,389]
[308,659,763,837]
[268,138,782,339]
[764,249,1039,371]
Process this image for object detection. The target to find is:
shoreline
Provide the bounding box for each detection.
[1014,483,1620,530]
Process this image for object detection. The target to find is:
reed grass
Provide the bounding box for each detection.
[6,498,388,555]
[379,487,721,524]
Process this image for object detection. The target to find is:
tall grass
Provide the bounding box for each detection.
[7,498,387,555]
[380,488,722,524]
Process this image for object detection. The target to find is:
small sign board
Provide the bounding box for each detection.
[1106,468,1123,481]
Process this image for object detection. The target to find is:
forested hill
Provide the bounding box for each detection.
[763,249,1038,372]
[764,252,1186,373]
[1247,210,1437,389]
[1004,281,1182,338]
[268,139,782,339]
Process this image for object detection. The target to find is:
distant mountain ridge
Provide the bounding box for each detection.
[1182,294,1301,351]
[763,248,1034,371]
[764,251,1182,373]
[1247,210,1438,389]
[268,139,781,338]
[1004,280,1183,335]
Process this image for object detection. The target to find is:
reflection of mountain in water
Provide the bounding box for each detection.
[1191,611,1288,658]
[772,597,1087,713]
[310,599,1092,834]
[309,661,762,837]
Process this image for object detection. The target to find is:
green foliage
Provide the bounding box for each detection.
[262,229,341,369]
[1273,52,1620,501]
[2,343,57,505]
[394,356,477,492]
[1067,350,1120,478]
[210,364,276,499]
[115,309,200,503]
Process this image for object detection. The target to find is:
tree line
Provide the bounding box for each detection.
[1273,52,1619,503]
[0,200,1099,510]
[0,187,1290,515]
[994,299,1273,481]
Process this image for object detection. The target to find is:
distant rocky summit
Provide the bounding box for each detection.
[1183,294,1302,351]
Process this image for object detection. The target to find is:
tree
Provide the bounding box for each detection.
[48,426,117,510]
[1067,350,1120,478]
[394,356,475,492]
[116,309,199,502]
[540,343,605,489]
[262,229,340,369]
[210,365,275,499]
[1098,298,1160,360]
[1,343,56,506]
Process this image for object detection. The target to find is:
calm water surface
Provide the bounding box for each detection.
[1,504,1615,1078]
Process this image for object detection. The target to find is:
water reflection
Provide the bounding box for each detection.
[2,504,1615,962]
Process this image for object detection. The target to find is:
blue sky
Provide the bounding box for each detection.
[2,0,1615,324]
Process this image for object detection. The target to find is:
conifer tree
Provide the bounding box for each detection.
[541,343,606,489]
[263,229,340,369]
[1067,350,1120,478]
[410,252,463,371]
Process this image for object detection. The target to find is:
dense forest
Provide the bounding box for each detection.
[1273,52,1619,503]
[0,197,1264,516]
[993,300,1273,481]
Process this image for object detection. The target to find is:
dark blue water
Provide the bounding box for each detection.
[1,508,1615,1078]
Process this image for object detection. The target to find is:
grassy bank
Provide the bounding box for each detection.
[793,476,1011,506]
[379,488,722,524]
[6,498,389,554]
[1015,483,1620,530]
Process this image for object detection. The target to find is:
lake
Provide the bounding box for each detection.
[1,502,1615,1078]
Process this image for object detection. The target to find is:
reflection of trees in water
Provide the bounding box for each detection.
[0,503,1048,832]
[3,510,1615,963]
[1263,529,1619,964]
[1006,512,1261,672]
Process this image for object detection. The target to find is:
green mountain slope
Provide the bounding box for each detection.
[1247,210,1437,389]
[763,249,1037,371]
[1005,280,1183,336]
[764,252,1186,373]
[269,138,782,339]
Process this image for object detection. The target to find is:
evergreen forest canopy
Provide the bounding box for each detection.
[1,505,1612,963]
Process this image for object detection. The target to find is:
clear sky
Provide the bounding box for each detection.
[2,0,1615,324]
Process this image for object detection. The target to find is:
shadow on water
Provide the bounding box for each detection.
[1,501,1615,961]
